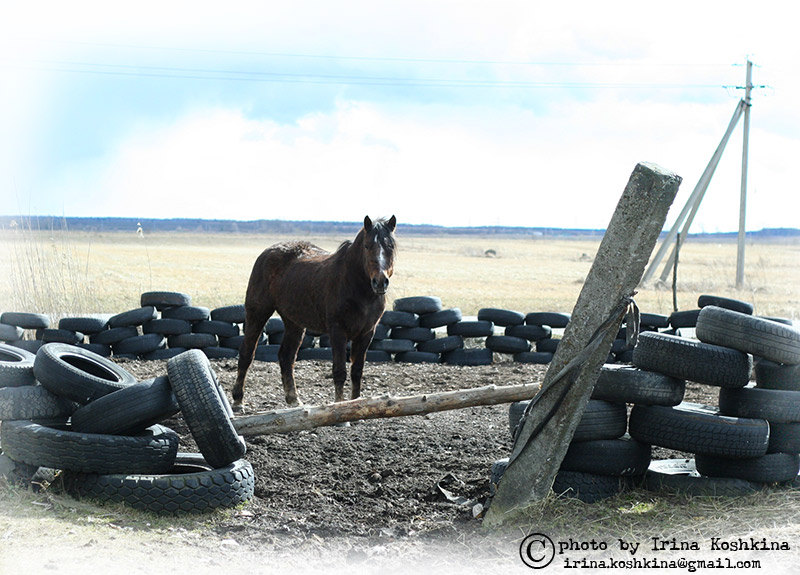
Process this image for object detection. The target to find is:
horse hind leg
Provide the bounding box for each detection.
[232,299,274,410]
[278,319,305,406]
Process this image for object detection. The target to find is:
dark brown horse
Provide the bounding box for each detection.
[232,215,397,409]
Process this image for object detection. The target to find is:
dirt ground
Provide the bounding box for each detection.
[2,356,724,575]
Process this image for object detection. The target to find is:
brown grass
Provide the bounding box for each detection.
[1,228,798,322]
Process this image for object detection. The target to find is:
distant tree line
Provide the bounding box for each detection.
[0,215,797,240]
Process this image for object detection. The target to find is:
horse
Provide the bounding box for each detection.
[232,215,397,409]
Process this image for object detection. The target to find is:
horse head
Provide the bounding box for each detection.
[362,215,396,295]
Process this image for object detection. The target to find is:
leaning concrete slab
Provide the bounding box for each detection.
[484,162,681,527]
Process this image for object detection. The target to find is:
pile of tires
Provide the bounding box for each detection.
[0,342,253,514]
[634,305,800,495]
[492,363,684,502]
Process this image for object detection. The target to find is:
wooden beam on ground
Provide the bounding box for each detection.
[484,162,681,528]
[231,383,541,436]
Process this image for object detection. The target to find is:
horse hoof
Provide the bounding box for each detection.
[232,401,246,414]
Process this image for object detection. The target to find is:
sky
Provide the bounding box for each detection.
[1,1,798,231]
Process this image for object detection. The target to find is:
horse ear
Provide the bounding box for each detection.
[387,215,397,232]
[364,216,373,232]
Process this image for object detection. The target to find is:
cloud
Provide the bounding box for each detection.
[38,92,796,232]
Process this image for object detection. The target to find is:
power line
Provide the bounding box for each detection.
[7,59,728,90]
[41,39,735,69]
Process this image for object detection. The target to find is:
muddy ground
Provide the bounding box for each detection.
[122,356,710,540]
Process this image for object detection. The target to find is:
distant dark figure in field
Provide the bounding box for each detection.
[233,215,397,409]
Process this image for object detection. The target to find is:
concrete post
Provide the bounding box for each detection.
[484,162,681,527]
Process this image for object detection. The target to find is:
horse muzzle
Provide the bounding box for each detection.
[371,274,390,294]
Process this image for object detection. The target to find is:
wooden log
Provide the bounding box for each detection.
[484,162,682,527]
[231,383,541,436]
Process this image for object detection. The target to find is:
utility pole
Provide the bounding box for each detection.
[736,59,753,289]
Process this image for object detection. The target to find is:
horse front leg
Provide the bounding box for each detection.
[233,300,273,411]
[329,327,349,402]
[349,329,374,400]
[278,320,305,406]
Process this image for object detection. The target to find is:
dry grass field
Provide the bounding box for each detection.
[1,227,798,322]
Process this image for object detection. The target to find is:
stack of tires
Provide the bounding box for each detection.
[494,363,684,502]
[371,296,479,365]
[633,305,800,494]
[0,343,253,514]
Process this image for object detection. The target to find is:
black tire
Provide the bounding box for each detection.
[366,350,392,362]
[0,323,24,340]
[204,347,239,360]
[40,329,84,345]
[485,335,530,354]
[144,347,187,360]
[629,403,769,458]
[668,309,701,329]
[34,343,137,403]
[392,296,442,315]
[140,291,192,310]
[767,421,800,454]
[525,312,570,328]
[90,326,139,345]
[573,400,628,442]
[0,385,77,420]
[560,436,651,476]
[639,313,670,329]
[370,339,416,354]
[0,312,50,329]
[696,452,800,483]
[477,308,524,327]
[0,420,178,474]
[418,308,462,329]
[442,348,493,366]
[696,305,800,365]
[58,317,109,334]
[372,324,390,340]
[447,320,494,338]
[167,350,246,468]
[297,347,333,361]
[107,306,158,328]
[391,327,435,342]
[698,294,754,315]
[193,320,240,339]
[161,306,210,322]
[0,343,36,387]
[379,310,419,328]
[592,364,685,406]
[754,359,800,391]
[632,331,751,388]
[113,334,166,356]
[9,340,43,354]
[168,333,218,349]
[643,459,761,496]
[536,338,561,354]
[395,351,440,364]
[254,345,279,362]
[509,399,627,442]
[513,351,552,364]
[210,304,246,324]
[75,343,112,357]
[143,318,192,336]
[505,324,552,342]
[264,317,285,334]
[552,470,628,503]
[417,335,463,354]
[70,376,180,435]
[719,386,800,423]
[63,453,253,514]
